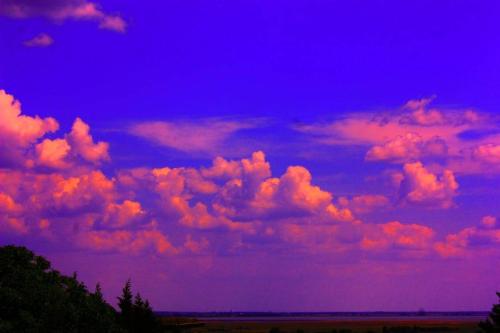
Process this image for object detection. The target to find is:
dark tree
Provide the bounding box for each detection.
[479,292,500,332]
[118,280,159,333]
[0,245,122,333]
[94,283,104,302]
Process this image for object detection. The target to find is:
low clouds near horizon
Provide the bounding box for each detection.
[1,89,499,264]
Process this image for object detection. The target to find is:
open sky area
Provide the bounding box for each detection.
[0,0,499,311]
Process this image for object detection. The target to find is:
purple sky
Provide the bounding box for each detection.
[0,0,499,311]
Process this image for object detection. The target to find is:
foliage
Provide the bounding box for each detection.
[118,280,159,333]
[479,292,500,333]
[0,245,122,333]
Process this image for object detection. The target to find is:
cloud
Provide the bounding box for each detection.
[339,195,390,214]
[249,165,353,222]
[102,200,145,229]
[472,144,500,164]
[361,221,435,252]
[66,117,110,164]
[0,0,126,32]
[398,162,458,209]
[481,216,497,229]
[77,229,177,255]
[0,90,109,169]
[128,119,257,155]
[23,33,54,47]
[297,97,500,174]
[0,90,59,166]
[0,193,26,234]
[296,98,479,148]
[32,117,110,169]
[365,133,447,163]
[5,89,500,263]
[35,138,72,169]
[435,217,500,258]
[400,97,481,127]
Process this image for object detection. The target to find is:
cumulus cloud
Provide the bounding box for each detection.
[0,0,126,32]
[339,194,390,214]
[361,221,435,252]
[0,90,109,169]
[66,117,110,164]
[297,97,480,147]
[472,144,500,164]
[0,93,357,255]
[0,90,59,166]
[0,193,27,234]
[400,97,480,126]
[398,162,458,209]
[366,133,447,163]
[128,119,258,155]
[4,89,499,262]
[23,33,54,47]
[297,97,499,174]
[35,138,72,169]
[77,229,177,255]
[435,217,500,258]
[481,216,497,229]
[102,200,145,229]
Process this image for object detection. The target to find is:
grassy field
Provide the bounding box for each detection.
[158,318,481,333]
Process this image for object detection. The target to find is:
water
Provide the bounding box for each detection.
[156,312,489,323]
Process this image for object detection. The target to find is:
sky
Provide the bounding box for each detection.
[0,0,499,312]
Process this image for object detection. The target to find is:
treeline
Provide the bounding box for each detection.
[0,245,159,332]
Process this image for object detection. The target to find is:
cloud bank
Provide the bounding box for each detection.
[1,90,498,262]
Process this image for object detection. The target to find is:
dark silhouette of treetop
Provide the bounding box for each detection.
[479,292,500,332]
[118,280,158,332]
[0,245,122,332]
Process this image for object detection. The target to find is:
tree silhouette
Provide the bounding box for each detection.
[479,292,500,332]
[94,283,104,302]
[0,245,122,332]
[118,280,158,332]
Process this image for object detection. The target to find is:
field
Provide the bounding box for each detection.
[158,317,482,333]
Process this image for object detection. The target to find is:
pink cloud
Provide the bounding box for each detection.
[102,200,145,228]
[184,235,210,253]
[361,221,435,252]
[0,90,59,166]
[400,97,446,126]
[366,133,447,163]
[129,119,258,154]
[23,33,54,47]
[472,144,500,164]
[34,117,110,169]
[0,193,27,234]
[0,0,126,32]
[35,138,72,169]
[401,97,481,126]
[339,194,390,214]
[481,216,497,229]
[398,162,458,209]
[0,91,109,170]
[67,117,110,164]
[297,97,500,174]
[77,229,177,255]
[5,89,500,264]
[435,220,500,258]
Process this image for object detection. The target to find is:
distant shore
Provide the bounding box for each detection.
[156,312,488,321]
[157,313,485,333]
